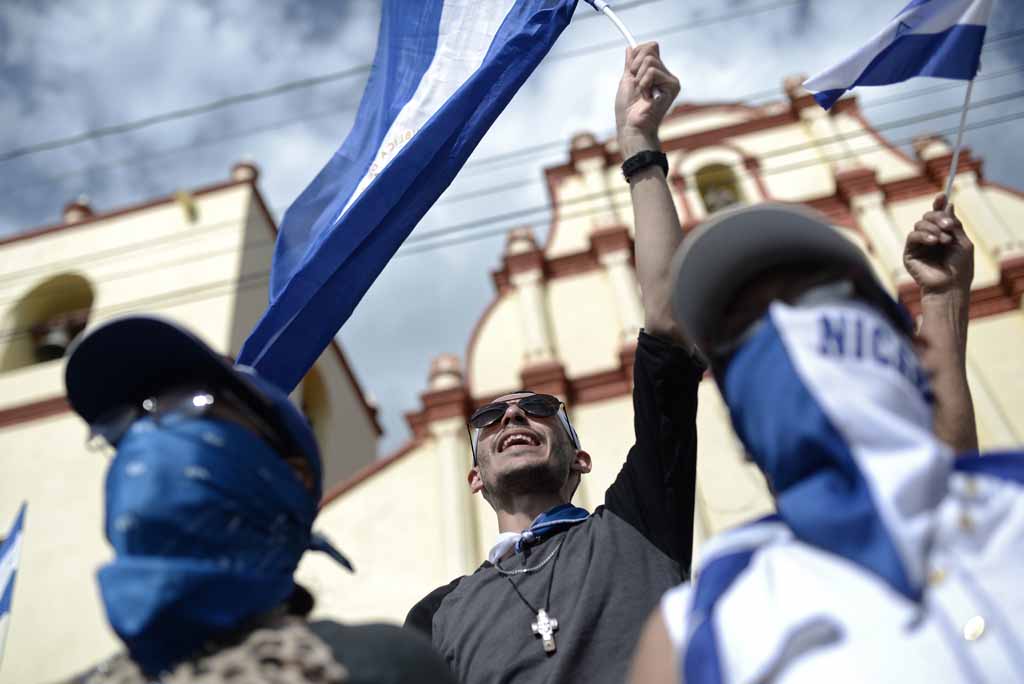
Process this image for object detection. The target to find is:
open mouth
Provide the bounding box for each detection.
[498,430,541,453]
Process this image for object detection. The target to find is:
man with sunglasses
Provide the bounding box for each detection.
[58,315,457,684]
[626,202,1024,683]
[405,44,706,684]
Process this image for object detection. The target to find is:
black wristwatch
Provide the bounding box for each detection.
[621,150,668,182]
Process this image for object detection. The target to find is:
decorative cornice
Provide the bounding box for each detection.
[421,386,472,424]
[0,175,257,248]
[543,107,801,185]
[590,225,633,258]
[898,266,1024,321]
[882,175,940,204]
[1002,256,1024,302]
[0,396,71,430]
[505,248,546,278]
[835,167,881,203]
[520,361,569,398]
[921,149,983,186]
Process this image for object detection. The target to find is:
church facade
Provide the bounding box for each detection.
[300,80,1024,627]
[0,163,380,683]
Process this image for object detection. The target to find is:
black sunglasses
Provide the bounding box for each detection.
[467,393,563,429]
[87,386,292,461]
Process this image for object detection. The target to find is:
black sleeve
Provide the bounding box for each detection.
[404,575,464,641]
[310,621,459,684]
[603,330,704,575]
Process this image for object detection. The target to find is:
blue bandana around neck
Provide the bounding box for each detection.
[488,503,590,563]
[98,415,326,676]
[720,300,950,601]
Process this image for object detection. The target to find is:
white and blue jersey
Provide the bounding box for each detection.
[661,300,1024,683]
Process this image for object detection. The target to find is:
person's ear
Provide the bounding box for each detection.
[467,466,485,494]
[571,450,592,475]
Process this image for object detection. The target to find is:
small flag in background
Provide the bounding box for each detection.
[804,0,993,110]
[239,0,579,392]
[0,504,26,668]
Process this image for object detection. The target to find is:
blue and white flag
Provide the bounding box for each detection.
[239,0,579,391]
[804,0,993,110]
[0,504,26,666]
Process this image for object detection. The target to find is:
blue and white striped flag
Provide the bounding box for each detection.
[0,504,26,667]
[804,0,993,110]
[239,0,579,392]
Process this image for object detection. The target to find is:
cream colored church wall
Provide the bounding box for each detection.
[0,414,117,684]
[298,442,452,625]
[546,179,632,258]
[691,380,774,552]
[659,110,752,141]
[302,354,380,491]
[547,272,624,378]
[567,394,638,511]
[734,124,832,202]
[965,311,1024,449]
[0,180,378,683]
[469,295,528,398]
[831,111,919,184]
[987,186,1024,249]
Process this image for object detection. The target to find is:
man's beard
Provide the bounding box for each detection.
[487,457,568,500]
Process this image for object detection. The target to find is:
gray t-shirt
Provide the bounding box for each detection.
[406,332,703,684]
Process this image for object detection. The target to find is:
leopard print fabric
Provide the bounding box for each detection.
[65,617,348,684]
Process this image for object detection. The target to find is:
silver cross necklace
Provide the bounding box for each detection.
[494,539,565,654]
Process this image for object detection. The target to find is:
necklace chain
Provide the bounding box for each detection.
[493,541,563,576]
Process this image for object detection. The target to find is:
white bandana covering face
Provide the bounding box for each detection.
[658,297,1024,684]
[719,297,951,597]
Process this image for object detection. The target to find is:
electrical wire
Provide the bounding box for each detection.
[3,104,1023,339]
[0,0,670,165]
[4,89,1023,298]
[5,26,1021,201]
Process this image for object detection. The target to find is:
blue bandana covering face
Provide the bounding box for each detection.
[99,415,320,676]
[719,298,951,600]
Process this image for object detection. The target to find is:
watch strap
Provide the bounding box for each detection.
[621,150,668,182]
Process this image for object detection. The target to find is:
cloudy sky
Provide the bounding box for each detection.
[2,0,1022,454]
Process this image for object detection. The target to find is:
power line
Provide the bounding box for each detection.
[7,21,1020,202]
[4,89,1023,300]
[0,0,798,197]
[444,66,1024,205]
[0,63,373,165]
[459,29,1024,171]
[4,103,1023,324]
[0,0,667,166]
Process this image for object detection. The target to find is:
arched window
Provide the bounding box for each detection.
[696,164,743,215]
[0,273,94,373]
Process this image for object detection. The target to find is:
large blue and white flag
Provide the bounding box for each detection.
[804,0,993,110]
[239,0,578,391]
[0,504,26,666]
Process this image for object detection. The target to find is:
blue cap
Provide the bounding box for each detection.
[65,315,324,500]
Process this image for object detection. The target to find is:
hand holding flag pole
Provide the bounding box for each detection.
[585,0,664,101]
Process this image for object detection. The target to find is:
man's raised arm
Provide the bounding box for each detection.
[615,42,685,344]
[603,45,702,570]
[904,194,978,453]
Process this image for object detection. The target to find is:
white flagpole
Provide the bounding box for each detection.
[944,77,976,201]
[585,0,663,100]
[587,0,640,46]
